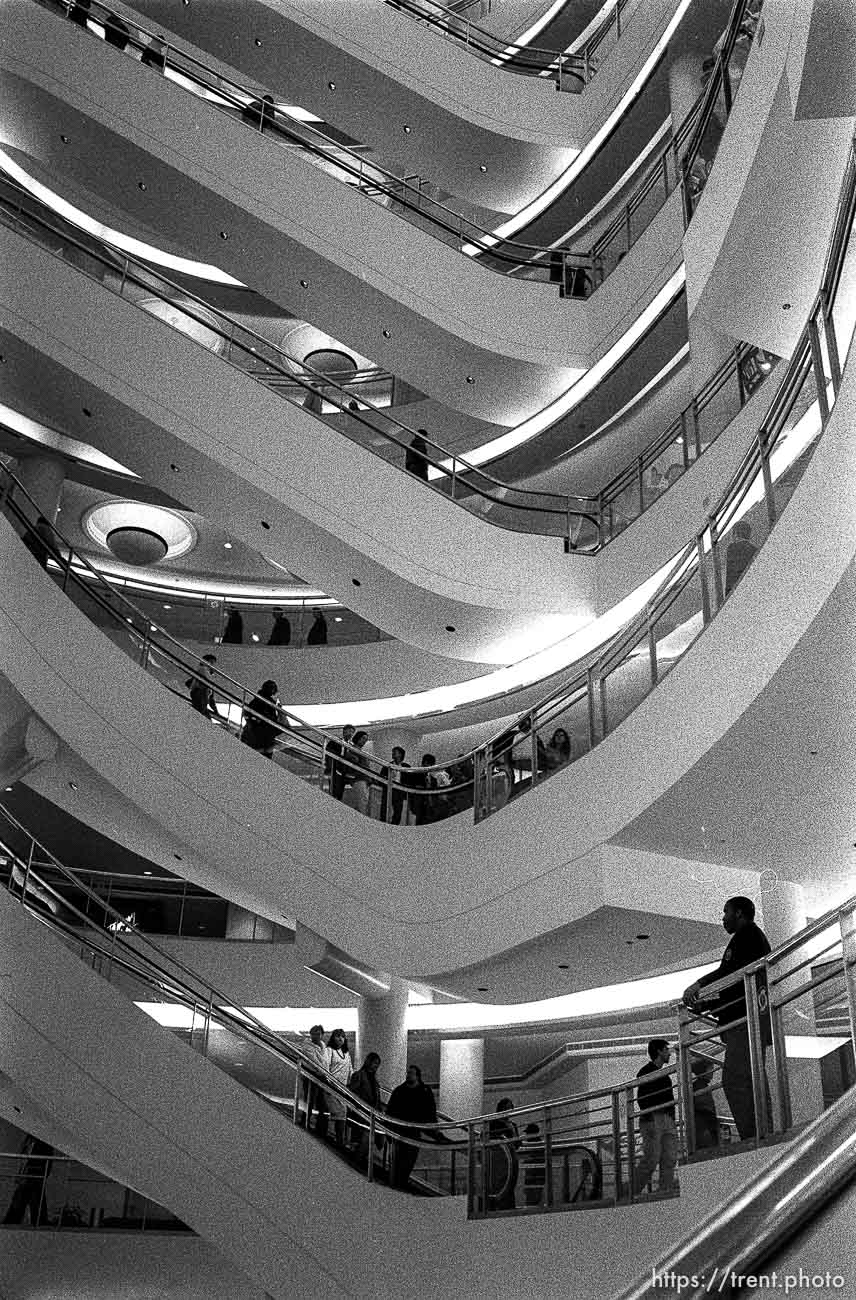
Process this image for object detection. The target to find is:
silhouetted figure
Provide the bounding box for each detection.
[67,0,91,29]
[388,745,410,824]
[140,35,167,70]
[241,679,282,757]
[3,1135,54,1225]
[405,430,430,481]
[222,610,244,644]
[387,1065,437,1189]
[23,516,54,571]
[268,610,291,646]
[300,1023,329,1137]
[684,897,771,1141]
[724,520,758,595]
[348,1052,382,1161]
[103,11,130,48]
[326,723,356,800]
[633,1039,677,1195]
[188,653,217,717]
[306,609,328,646]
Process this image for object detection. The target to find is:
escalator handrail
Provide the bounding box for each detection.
[37,0,688,281]
[614,1086,856,1300]
[383,0,632,80]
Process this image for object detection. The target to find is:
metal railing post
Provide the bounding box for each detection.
[744,970,769,1142]
[758,430,777,532]
[466,1122,477,1217]
[293,1062,303,1127]
[543,1109,554,1209]
[839,906,856,1061]
[202,991,214,1058]
[626,1089,636,1202]
[367,1110,376,1182]
[530,716,539,787]
[611,1091,623,1201]
[808,318,831,423]
[677,1011,696,1157]
[768,993,792,1135]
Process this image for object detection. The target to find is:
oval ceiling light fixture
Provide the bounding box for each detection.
[84,501,197,562]
[0,148,244,287]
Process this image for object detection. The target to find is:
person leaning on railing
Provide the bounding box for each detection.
[386,1065,437,1190]
[683,896,771,1141]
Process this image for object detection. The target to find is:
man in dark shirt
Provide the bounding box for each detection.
[633,1039,677,1195]
[683,896,772,1140]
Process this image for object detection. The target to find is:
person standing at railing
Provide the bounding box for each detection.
[404,431,430,481]
[222,610,244,645]
[188,654,218,718]
[3,1135,54,1226]
[487,1098,520,1210]
[348,1052,383,1164]
[306,609,328,646]
[241,679,283,758]
[633,1039,678,1196]
[386,1065,437,1190]
[683,896,771,1141]
[268,609,291,646]
[342,731,374,816]
[326,724,356,800]
[298,1024,330,1138]
[325,1030,353,1148]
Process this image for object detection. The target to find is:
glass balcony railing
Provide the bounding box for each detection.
[4,133,852,828]
[4,799,854,1221]
[383,0,633,91]
[0,1143,189,1232]
[30,0,698,296]
[0,171,776,548]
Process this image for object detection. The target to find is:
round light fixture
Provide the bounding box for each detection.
[84,501,197,565]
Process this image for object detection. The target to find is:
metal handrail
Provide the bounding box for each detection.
[0,166,775,553]
[38,0,685,289]
[616,1082,856,1298]
[384,0,634,87]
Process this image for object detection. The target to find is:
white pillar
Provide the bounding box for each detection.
[13,454,65,524]
[439,1038,484,1121]
[357,977,409,1094]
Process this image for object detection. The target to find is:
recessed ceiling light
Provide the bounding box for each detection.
[60,134,69,143]
[782,302,791,310]
[251,634,260,642]
[465,375,475,384]
[636,934,650,940]
[351,578,361,586]
[163,604,171,610]
[445,625,456,632]
[254,38,262,46]
[403,125,411,134]
[173,853,183,861]
[223,541,233,549]
[479,165,487,173]
[4,786,13,792]
[558,963,569,969]
[82,407,92,417]
[138,182,147,191]
[261,521,270,530]
[299,279,308,288]
[219,231,229,240]
[68,781,78,791]
[382,329,391,339]
[477,986,489,992]
[328,81,336,90]
[170,463,179,472]
[334,616,342,622]
[143,870,152,876]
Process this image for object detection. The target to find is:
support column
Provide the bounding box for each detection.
[439,1038,484,1121]
[760,874,823,1127]
[13,454,65,524]
[357,977,409,1092]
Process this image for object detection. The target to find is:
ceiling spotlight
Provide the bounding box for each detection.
[403,125,411,134]
[334,616,343,622]
[558,963,569,969]
[351,577,361,587]
[465,375,474,384]
[782,302,791,310]
[477,986,489,992]
[445,625,456,632]
[219,231,229,240]
[82,407,92,417]
[254,38,262,46]
[143,870,152,876]
[328,81,336,90]
[173,853,183,861]
[261,520,270,530]
[224,541,233,549]
[68,781,78,791]
[4,786,13,792]
[382,329,391,339]
[138,181,147,191]
[479,165,487,173]
[299,279,308,288]
[60,134,69,143]
[170,463,179,472]
[163,604,172,610]
[251,634,260,643]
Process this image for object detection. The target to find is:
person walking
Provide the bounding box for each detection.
[268,610,291,646]
[633,1039,678,1196]
[683,896,772,1140]
[241,679,283,757]
[300,1024,330,1138]
[188,653,218,718]
[306,609,328,646]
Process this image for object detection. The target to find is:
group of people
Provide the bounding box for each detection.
[325,727,474,822]
[297,1026,438,1190]
[632,895,772,1197]
[220,608,329,647]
